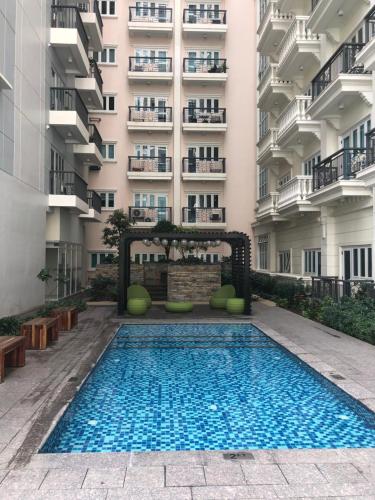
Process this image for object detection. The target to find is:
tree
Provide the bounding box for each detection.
[151,220,178,261]
[102,209,133,253]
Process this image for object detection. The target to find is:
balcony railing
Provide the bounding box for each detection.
[128,106,172,122]
[182,157,226,174]
[183,107,226,124]
[50,87,89,127]
[258,0,293,35]
[256,193,279,218]
[51,6,89,53]
[311,0,320,12]
[366,128,375,167]
[88,124,102,150]
[87,190,102,213]
[313,148,368,190]
[129,206,172,223]
[311,43,368,100]
[89,58,103,92]
[128,156,172,173]
[129,6,173,23]
[278,17,319,68]
[78,0,103,33]
[49,170,88,203]
[277,96,312,139]
[311,276,375,301]
[129,57,172,72]
[278,176,313,209]
[183,58,227,73]
[183,8,226,24]
[182,207,226,224]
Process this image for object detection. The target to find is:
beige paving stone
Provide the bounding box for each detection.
[124,466,165,488]
[241,464,287,485]
[204,463,245,485]
[192,484,277,499]
[107,486,192,499]
[40,468,88,490]
[279,464,327,484]
[0,468,48,490]
[317,463,368,484]
[274,482,375,498]
[83,468,126,489]
[166,466,205,486]
[0,470,9,484]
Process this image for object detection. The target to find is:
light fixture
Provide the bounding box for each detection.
[337,8,344,16]
[188,240,196,248]
[153,237,161,246]
[338,103,345,110]
[161,239,169,247]
[181,239,188,247]
[171,240,178,247]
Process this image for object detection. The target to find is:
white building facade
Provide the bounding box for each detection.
[254,0,375,287]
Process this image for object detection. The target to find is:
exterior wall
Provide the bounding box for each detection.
[167,264,221,301]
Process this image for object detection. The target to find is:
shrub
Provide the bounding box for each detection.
[251,272,305,307]
[0,316,22,336]
[90,274,118,301]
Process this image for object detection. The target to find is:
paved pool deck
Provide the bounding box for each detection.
[1,302,375,498]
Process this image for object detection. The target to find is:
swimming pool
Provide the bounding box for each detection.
[41,323,375,453]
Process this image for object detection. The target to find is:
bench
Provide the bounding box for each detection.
[50,307,78,331]
[0,336,26,383]
[20,317,58,350]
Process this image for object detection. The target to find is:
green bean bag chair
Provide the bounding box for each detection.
[165,301,194,313]
[127,284,152,309]
[209,284,236,309]
[226,298,245,315]
[127,298,148,316]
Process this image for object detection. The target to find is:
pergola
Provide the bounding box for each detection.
[118,231,252,315]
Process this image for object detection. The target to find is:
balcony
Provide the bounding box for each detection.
[49,88,89,144]
[258,0,293,56]
[129,207,172,227]
[257,128,293,167]
[356,8,375,71]
[50,6,90,77]
[127,157,173,181]
[278,175,318,215]
[181,208,226,228]
[309,148,371,205]
[78,0,103,51]
[258,63,294,111]
[49,170,89,213]
[128,6,173,34]
[309,43,372,121]
[73,124,103,166]
[182,108,227,133]
[255,193,281,222]
[276,95,320,149]
[182,58,227,84]
[79,190,102,222]
[128,57,173,83]
[182,9,227,36]
[277,16,321,81]
[182,158,226,182]
[127,106,173,132]
[75,59,103,110]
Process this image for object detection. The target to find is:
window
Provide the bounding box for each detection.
[259,110,268,140]
[278,173,291,187]
[99,0,116,16]
[102,94,116,112]
[100,143,116,161]
[89,252,115,269]
[259,168,268,199]
[94,47,116,64]
[99,192,115,209]
[304,249,321,276]
[258,235,269,270]
[134,253,166,264]
[303,152,321,176]
[201,253,220,264]
[340,118,371,149]
[259,0,268,22]
[258,55,269,81]
[342,246,373,279]
[278,250,291,274]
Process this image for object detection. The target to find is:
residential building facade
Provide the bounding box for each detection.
[254,0,375,287]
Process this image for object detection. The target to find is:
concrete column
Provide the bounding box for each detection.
[320,207,338,277]
[173,0,182,225]
[269,229,277,273]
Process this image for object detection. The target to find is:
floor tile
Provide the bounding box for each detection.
[317,463,367,483]
[204,464,245,486]
[124,466,165,488]
[279,464,327,484]
[0,468,48,490]
[166,466,205,486]
[83,468,126,489]
[40,468,87,489]
[241,464,287,485]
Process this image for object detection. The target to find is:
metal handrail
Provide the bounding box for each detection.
[183,58,227,73]
[128,156,172,172]
[129,6,173,22]
[129,206,172,223]
[183,8,226,24]
[87,190,102,213]
[51,5,89,53]
[182,157,226,173]
[128,57,172,72]
[182,207,226,223]
[183,107,226,124]
[89,58,103,92]
[50,87,89,126]
[49,170,88,203]
[88,124,102,150]
[128,106,172,122]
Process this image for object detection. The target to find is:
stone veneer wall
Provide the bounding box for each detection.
[167,264,221,302]
[87,264,144,285]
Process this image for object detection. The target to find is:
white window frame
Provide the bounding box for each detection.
[341,245,373,280]
[102,94,117,113]
[258,234,269,271]
[99,0,116,16]
[278,249,291,274]
[303,248,321,276]
[303,152,321,176]
[99,191,116,210]
[259,167,268,199]
[100,142,116,162]
[89,252,115,270]
[94,46,117,65]
[134,253,166,264]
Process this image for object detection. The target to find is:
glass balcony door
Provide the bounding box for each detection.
[187,146,219,172]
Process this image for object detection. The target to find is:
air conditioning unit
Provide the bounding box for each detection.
[132,208,145,218]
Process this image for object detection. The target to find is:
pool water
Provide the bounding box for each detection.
[41,323,375,453]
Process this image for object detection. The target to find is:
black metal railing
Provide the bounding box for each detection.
[93,0,103,32]
[128,106,172,122]
[51,6,89,53]
[182,157,226,174]
[129,6,173,22]
[87,190,102,213]
[182,207,226,224]
[366,128,375,167]
[89,58,103,93]
[311,276,375,301]
[311,43,368,100]
[50,87,89,127]
[183,107,226,124]
[183,58,227,73]
[49,170,88,203]
[129,57,172,72]
[77,0,103,33]
[128,156,172,173]
[183,8,226,24]
[313,148,368,190]
[88,124,102,150]
[311,0,320,12]
[129,206,172,223]
[365,6,375,42]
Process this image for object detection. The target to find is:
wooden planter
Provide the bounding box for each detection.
[20,317,58,350]
[50,307,78,331]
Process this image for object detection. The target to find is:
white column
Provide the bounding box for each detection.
[320,207,337,277]
[173,0,182,225]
